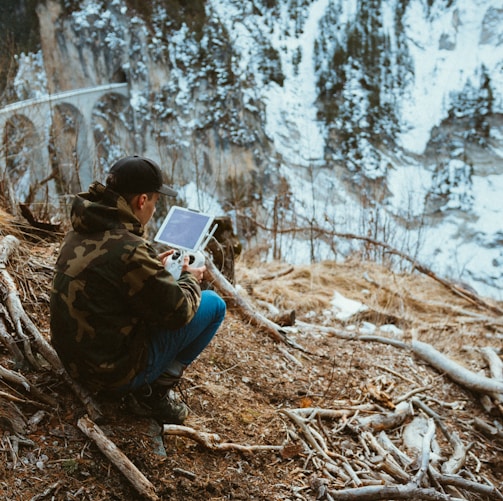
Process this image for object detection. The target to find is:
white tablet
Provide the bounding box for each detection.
[154,206,215,252]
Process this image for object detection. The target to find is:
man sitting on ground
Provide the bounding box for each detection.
[50,155,226,424]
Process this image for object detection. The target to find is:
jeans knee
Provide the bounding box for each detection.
[202,290,226,321]
[216,294,226,320]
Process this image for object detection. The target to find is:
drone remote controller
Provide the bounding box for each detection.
[155,206,217,280]
[165,250,206,280]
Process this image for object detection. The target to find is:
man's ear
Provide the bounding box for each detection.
[133,193,148,209]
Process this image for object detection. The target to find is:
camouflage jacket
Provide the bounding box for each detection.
[50,182,201,392]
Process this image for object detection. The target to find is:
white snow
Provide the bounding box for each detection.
[4,0,503,300]
[399,0,503,154]
[330,291,368,321]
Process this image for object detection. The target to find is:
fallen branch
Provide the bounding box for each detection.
[163,424,284,453]
[280,409,341,466]
[362,431,410,482]
[77,415,159,501]
[480,347,503,382]
[353,400,412,432]
[19,203,61,234]
[0,235,103,422]
[327,482,459,500]
[28,482,61,501]
[480,347,503,408]
[0,363,30,391]
[284,404,377,419]
[412,418,436,486]
[261,266,294,281]
[205,257,290,344]
[0,363,57,407]
[377,431,413,469]
[0,237,39,368]
[0,306,25,365]
[430,470,503,501]
[411,340,503,397]
[296,320,357,340]
[440,431,471,475]
[240,214,503,315]
[410,398,452,442]
[472,417,503,440]
[0,398,27,435]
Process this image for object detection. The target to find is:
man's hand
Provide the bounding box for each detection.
[184,257,206,283]
[159,249,205,282]
[158,249,176,267]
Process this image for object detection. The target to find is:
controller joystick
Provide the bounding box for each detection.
[165,250,206,280]
[165,251,184,280]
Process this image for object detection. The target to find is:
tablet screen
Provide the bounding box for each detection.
[154,206,215,251]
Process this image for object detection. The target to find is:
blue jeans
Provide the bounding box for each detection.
[128,290,226,390]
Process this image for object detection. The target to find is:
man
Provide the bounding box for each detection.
[50,155,226,424]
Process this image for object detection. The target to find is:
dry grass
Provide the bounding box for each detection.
[0,230,502,500]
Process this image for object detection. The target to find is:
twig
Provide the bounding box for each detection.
[411,340,503,396]
[375,364,418,386]
[430,470,503,500]
[362,431,410,482]
[411,398,451,442]
[285,405,377,419]
[163,424,284,453]
[472,417,503,439]
[280,409,339,466]
[377,431,413,469]
[205,257,289,344]
[296,320,357,339]
[354,401,412,432]
[358,336,408,349]
[0,363,30,390]
[0,363,57,406]
[0,308,25,365]
[172,467,197,480]
[412,418,436,486]
[480,347,503,406]
[327,482,459,500]
[29,482,61,501]
[440,431,471,475]
[342,460,363,487]
[394,386,431,404]
[261,266,294,280]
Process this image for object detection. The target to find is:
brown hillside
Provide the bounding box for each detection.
[0,220,502,501]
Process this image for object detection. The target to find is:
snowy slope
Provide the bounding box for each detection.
[4,0,503,299]
[208,0,503,298]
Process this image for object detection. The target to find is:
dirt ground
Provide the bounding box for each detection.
[0,224,502,500]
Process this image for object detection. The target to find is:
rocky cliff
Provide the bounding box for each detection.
[1,0,502,297]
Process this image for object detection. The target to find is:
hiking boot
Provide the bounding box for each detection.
[124,384,189,424]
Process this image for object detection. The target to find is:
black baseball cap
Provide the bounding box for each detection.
[106,155,177,197]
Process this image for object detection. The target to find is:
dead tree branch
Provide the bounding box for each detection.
[77,415,159,501]
[241,215,503,316]
[327,483,458,500]
[0,235,103,421]
[163,424,284,453]
[205,257,293,345]
[411,340,503,396]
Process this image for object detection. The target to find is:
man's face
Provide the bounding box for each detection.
[134,192,160,226]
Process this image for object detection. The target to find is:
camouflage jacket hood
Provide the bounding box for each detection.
[71,181,144,236]
[50,182,201,392]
